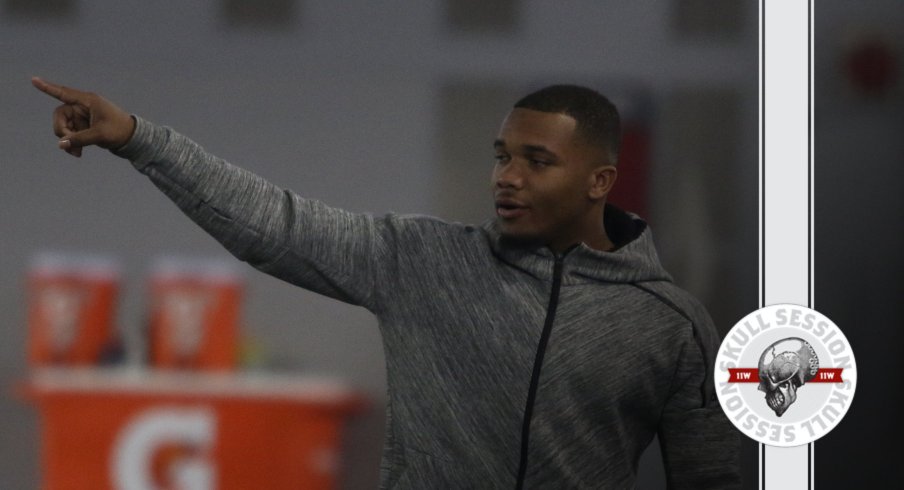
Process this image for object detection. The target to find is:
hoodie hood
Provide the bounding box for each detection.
[483,204,673,285]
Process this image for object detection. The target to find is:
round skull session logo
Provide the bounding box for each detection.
[758,337,820,417]
[715,304,857,447]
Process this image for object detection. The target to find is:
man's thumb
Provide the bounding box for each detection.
[59,127,101,150]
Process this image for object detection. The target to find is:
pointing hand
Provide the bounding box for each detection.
[32,77,136,158]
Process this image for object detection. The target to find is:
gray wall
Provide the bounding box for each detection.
[812,1,904,487]
[3,1,898,489]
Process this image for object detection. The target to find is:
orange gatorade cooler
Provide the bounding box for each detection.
[26,253,121,367]
[148,258,243,371]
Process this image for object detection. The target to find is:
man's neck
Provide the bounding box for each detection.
[548,229,615,254]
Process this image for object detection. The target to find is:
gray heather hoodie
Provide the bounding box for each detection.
[115,117,741,489]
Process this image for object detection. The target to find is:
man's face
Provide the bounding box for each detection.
[492,108,604,251]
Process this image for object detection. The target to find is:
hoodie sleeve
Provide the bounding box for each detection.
[113,116,386,310]
[657,327,742,489]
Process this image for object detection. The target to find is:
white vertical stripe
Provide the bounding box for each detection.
[760,0,813,489]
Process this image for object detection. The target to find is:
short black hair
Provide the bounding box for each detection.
[514,84,621,165]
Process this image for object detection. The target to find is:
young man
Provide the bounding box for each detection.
[33,78,741,488]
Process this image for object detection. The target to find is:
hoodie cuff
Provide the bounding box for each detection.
[110,115,170,172]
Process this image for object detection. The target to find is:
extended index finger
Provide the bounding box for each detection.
[31,77,88,105]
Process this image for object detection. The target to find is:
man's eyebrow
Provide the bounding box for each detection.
[493,140,555,156]
[522,144,555,156]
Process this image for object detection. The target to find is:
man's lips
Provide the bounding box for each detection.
[495,197,529,219]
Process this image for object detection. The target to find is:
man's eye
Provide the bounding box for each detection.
[529,159,549,166]
[494,154,510,163]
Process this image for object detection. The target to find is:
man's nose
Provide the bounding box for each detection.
[494,161,524,189]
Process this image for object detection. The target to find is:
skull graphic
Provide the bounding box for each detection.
[757,338,819,417]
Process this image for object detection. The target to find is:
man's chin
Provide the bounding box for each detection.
[498,227,544,249]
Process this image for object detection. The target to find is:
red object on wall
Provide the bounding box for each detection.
[843,35,898,96]
[607,121,652,219]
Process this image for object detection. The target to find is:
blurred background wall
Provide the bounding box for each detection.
[0,1,898,489]
[813,1,904,487]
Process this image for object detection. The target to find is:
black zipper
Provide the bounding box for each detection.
[515,247,575,489]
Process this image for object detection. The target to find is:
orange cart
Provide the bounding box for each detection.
[22,368,367,490]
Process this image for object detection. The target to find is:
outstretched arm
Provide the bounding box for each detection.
[32,77,136,158]
[32,78,392,310]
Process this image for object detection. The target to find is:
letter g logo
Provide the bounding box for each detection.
[111,407,216,490]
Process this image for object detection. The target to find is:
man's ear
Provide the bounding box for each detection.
[589,165,617,200]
